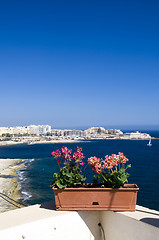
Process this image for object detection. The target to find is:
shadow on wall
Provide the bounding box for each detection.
[78,211,101,240]
[136,209,159,228]
[140,218,159,228]
[40,200,56,210]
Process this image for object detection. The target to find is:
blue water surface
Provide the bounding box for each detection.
[0,131,159,211]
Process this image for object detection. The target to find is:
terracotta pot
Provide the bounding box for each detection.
[53,184,139,211]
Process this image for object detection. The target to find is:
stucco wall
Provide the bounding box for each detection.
[100,210,159,240]
[0,210,100,240]
[0,203,158,240]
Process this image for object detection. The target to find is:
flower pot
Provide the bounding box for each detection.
[53,184,139,211]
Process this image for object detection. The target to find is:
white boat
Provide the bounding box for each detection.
[147,138,152,146]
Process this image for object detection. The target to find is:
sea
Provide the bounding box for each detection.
[0,130,159,211]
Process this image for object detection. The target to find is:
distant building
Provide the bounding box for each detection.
[0,126,28,136]
[27,125,51,136]
[51,129,64,137]
[84,127,107,135]
[63,129,85,138]
[51,129,85,138]
[125,131,151,139]
[107,129,123,135]
[0,125,51,136]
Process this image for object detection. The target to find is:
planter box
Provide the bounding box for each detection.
[53,184,139,211]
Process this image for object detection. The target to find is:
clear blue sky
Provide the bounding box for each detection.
[0,0,159,130]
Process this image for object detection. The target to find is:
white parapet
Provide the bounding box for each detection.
[0,202,158,240]
[100,205,159,240]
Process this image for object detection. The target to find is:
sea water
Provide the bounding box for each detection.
[0,130,159,211]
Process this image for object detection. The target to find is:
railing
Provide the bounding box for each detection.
[0,192,27,209]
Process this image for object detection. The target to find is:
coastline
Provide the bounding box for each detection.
[0,137,158,147]
[0,158,24,213]
[0,141,23,146]
[0,126,158,147]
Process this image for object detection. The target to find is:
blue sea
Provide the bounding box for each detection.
[0,130,159,211]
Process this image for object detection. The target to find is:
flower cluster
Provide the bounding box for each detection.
[51,147,130,188]
[88,152,129,173]
[51,149,61,158]
[51,146,86,188]
[87,157,102,173]
[88,152,130,188]
[61,146,72,161]
[73,146,85,165]
[51,146,85,167]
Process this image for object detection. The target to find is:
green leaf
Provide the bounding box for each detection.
[57,181,66,188]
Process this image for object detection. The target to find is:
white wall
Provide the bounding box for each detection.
[0,211,100,240]
[0,204,158,240]
[100,211,159,240]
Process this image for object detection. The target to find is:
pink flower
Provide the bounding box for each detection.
[61,146,72,161]
[51,149,61,158]
[103,160,114,169]
[80,161,85,166]
[88,156,103,173]
[51,146,87,173]
[118,152,129,164]
[88,152,129,173]
[73,146,85,163]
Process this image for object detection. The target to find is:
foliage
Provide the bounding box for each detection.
[50,146,86,188]
[88,152,131,188]
[51,146,131,189]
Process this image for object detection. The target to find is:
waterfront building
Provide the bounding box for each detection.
[50,129,85,138]
[26,125,51,136]
[107,129,123,135]
[0,127,10,136]
[0,125,51,137]
[84,127,123,137]
[51,129,64,137]
[125,131,151,139]
[63,129,85,138]
[84,127,108,135]
[0,126,28,136]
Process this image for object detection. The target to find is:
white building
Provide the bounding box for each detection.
[125,131,151,139]
[85,127,107,135]
[50,129,85,138]
[27,125,51,136]
[0,126,28,136]
[63,129,85,138]
[0,125,51,137]
[84,127,123,136]
[107,129,123,135]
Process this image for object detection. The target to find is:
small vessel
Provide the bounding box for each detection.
[147,138,152,146]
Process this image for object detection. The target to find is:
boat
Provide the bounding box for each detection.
[147,138,152,146]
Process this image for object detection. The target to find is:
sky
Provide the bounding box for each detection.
[0,0,159,130]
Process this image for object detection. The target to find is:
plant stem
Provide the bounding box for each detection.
[101,173,108,182]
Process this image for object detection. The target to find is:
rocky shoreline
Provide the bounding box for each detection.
[0,159,24,213]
